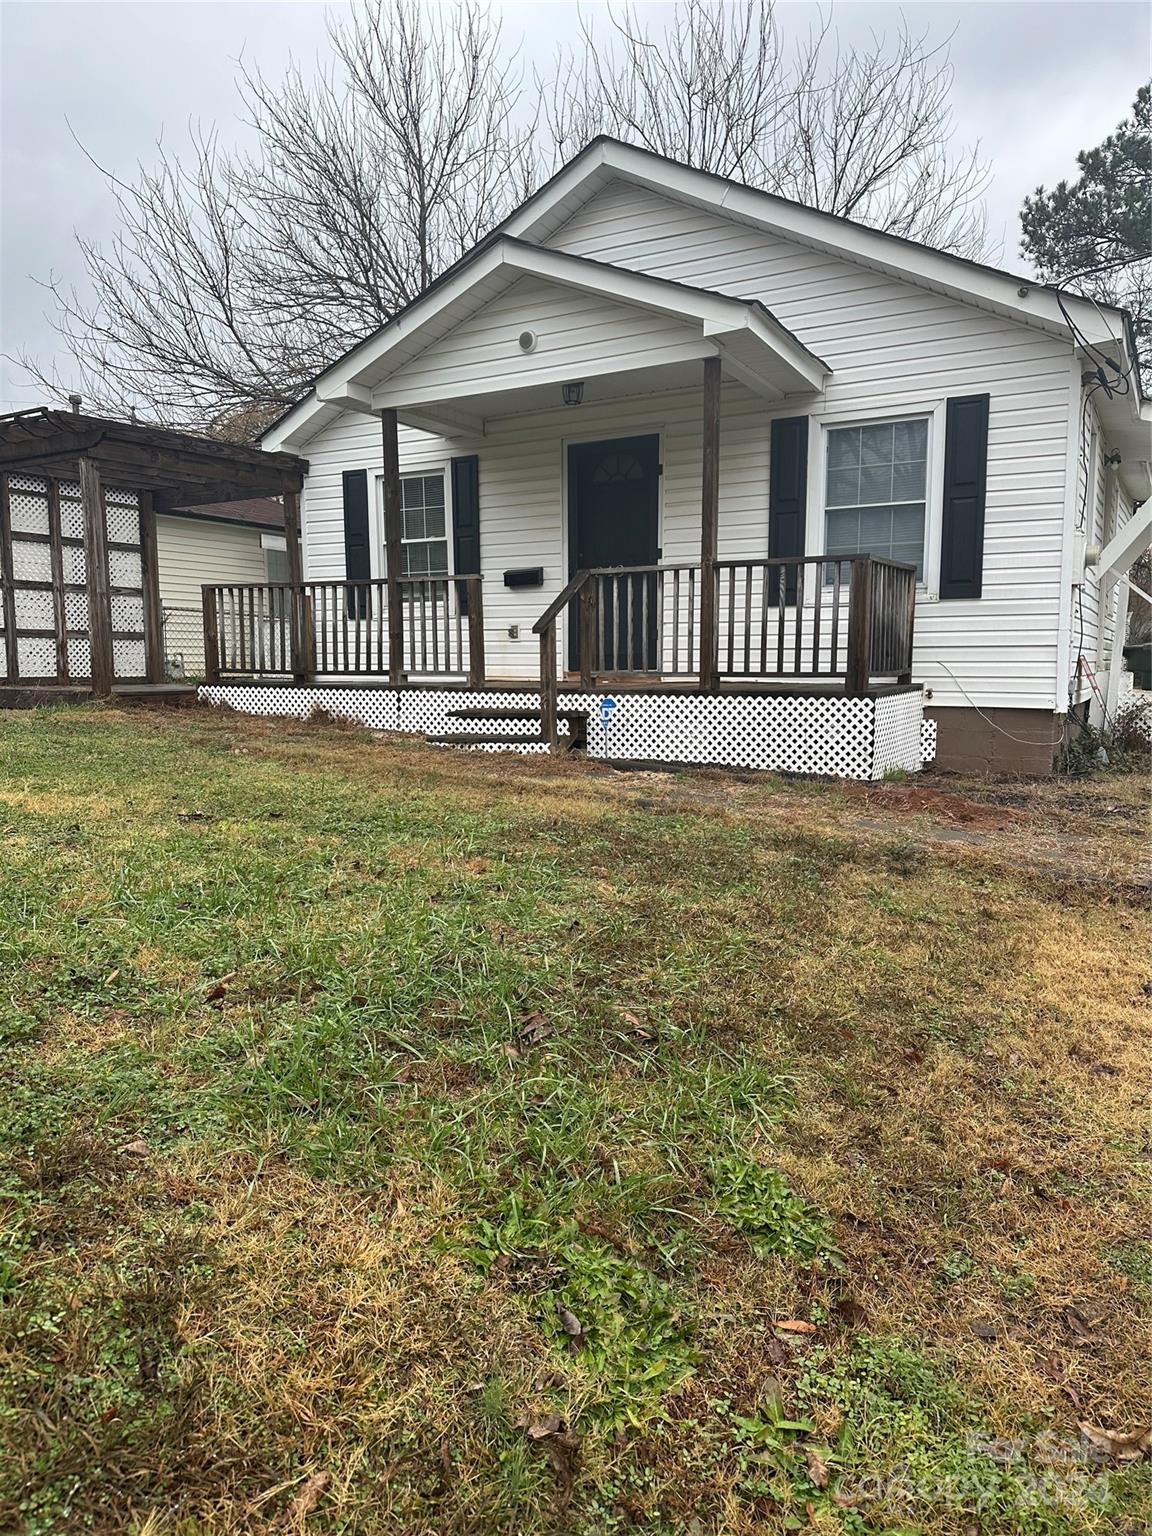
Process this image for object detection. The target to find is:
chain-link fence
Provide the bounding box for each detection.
[161,605,206,681]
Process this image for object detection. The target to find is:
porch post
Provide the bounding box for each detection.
[698,355,721,692]
[79,456,115,699]
[381,408,404,687]
[138,490,165,684]
[282,478,304,587]
[282,478,310,683]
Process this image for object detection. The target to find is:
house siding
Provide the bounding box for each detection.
[156,515,271,673]
[295,177,1082,710]
[544,179,1076,713]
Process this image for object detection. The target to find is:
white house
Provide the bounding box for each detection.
[205,138,1150,775]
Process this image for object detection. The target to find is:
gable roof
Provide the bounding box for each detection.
[502,138,1136,350]
[264,235,829,448]
[263,136,1143,453]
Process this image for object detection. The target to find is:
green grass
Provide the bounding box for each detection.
[0,705,1148,1535]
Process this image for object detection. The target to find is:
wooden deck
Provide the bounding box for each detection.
[0,683,198,709]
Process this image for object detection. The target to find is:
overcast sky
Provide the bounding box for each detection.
[1,0,1148,413]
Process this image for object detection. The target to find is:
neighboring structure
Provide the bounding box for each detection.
[0,408,304,699]
[157,498,286,677]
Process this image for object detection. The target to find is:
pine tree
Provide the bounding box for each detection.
[1021,86,1151,381]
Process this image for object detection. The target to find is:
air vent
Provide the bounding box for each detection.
[518,329,537,354]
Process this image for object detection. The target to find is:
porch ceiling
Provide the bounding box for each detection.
[303,238,829,440]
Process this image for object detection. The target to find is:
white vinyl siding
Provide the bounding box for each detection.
[155,514,271,675]
[544,179,1076,711]
[155,515,269,606]
[379,274,712,405]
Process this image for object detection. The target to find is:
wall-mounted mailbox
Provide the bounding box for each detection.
[503,566,544,589]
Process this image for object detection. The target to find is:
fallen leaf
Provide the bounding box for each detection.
[286,1470,331,1518]
[1077,1422,1152,1462]
[177,810,214,822]
[773,1319,818,1334]
[805,1447,829,1488]
[205,972,237,1004]
[519,1013,553,1045]
[120,1139,150,1157]
[524,1412,565,1440]
[499,1041,522,1061]
[558,1306,583,1337]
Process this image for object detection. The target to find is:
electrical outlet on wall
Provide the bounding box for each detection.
[508,624,520,640]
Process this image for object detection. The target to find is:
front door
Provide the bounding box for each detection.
[567,434,660,672]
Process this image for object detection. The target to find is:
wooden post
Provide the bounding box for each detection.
[0,473,19,682]
[138,490,165,683]
[540,623,560,750]
[698,355,721,692]
[845,556,873,696]
[579,579,597,688]
[381,409,404,687]
[79,456,114,698]
[466,577,485,687]
[282,482,304,587]
[201,585,220,684]
[281,481,310,683]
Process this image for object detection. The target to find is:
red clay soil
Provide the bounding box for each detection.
[849,782,1019,829]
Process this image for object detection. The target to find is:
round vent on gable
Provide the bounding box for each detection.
[518,329,538,353]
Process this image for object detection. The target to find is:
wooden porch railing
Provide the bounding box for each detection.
[533,555,916,747]
[202,574,485,686]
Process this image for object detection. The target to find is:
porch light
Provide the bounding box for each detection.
[562,380,584,406]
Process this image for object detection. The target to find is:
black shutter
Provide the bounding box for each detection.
[939,394,989,599]
[451,455,480,612]
[768,415,808,603]
[342,468,371,617]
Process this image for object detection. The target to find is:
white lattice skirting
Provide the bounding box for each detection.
[201,683,928,781]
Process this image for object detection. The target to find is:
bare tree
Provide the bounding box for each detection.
[18,0,989,433]
[547,1,988,255]
[20,0,537,432]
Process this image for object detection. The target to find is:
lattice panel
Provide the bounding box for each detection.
[920,720,938,763]
[11,541,52,583]
[113,639,147,678]
[201,684,925,781]
[13,588,54,629]
[17,637,55,677]
[872,692,925,779]
[104,500,141,544]
[62,545,87,584]
[111,594,146,634]
[59,498,85,539]
[109,549,143,587]
[7,474,48,494]
[583,692,876,776]
[67,637,91,677]
[8,486,50,535]
[64,591,89,629]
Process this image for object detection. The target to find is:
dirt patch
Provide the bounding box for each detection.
[848,782,1019,829]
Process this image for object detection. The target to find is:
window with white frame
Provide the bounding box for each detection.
[824,417,929,577]
[398,473,449,579]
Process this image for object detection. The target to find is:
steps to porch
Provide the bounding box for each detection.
[427,705,589,751]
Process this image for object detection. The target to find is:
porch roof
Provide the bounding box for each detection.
[266,239,830,447]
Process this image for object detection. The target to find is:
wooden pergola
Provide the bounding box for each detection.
[0,407,306,696]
